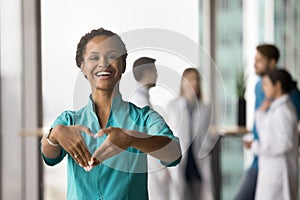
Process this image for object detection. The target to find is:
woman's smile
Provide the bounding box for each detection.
[94,70,112,80]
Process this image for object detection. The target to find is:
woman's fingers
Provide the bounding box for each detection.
[63,126,131,170]
[98,127,132,150]
[56,125,94,169]
[91,139,122,164]
[76,125,94,137]
[94,129,106,138]
[74,142,91,168]
[76,126,93,165]
[91,140,109,163]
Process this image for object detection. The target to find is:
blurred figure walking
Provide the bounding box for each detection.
[130,57,171,200]
[166,68,214,200]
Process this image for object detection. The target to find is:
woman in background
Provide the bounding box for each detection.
[249,69,298,200]
[166,68,214,200]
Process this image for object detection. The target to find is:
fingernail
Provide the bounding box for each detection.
[89,160,94,166]
[84,167,88,172]
[79,163,83,167]
[86,166,91,172]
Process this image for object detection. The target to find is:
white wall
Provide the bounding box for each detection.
[42,0,199,126]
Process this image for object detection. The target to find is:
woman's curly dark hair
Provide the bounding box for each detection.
[75,28,128,69]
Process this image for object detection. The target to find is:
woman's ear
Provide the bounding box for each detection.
[121,58,126,73]
[275,81,282,93]
[269,58,277,69]
[80,63,88,79]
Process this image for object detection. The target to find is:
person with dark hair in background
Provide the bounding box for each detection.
[247,69,298,200]
[130,57,157,108]
[129,57,171,200]
[234,44,300,200]
[167,68,215,200]
[40,28,181,200]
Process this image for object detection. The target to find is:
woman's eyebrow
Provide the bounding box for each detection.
[106,50,120,54]
[88,49,119,54]
[86,50,99,55]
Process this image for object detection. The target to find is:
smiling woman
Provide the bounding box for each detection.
[80,37,125,93]
[40,28,182,200]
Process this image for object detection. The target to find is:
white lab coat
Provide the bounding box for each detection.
[252,94,298,200]
[129,84,151,108]
[129,84,171,200]
[165,97,215,200]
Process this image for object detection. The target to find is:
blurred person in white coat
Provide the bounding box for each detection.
[129,57,171,200]
[130,57,157,107]
[166,68,214,200]
[246,69,298,200]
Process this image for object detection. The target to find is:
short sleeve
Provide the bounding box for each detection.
[41,111,75,166]
[143,107,172,136]
[51,110,75,128]
[142,107,181,167]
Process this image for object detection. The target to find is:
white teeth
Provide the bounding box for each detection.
[96,71,111,77]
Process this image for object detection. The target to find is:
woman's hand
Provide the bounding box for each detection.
[50,125,94,169]
[243,140,252,149]
[90,127,179,167]
[90,127,133,166]
[260,99,272,111]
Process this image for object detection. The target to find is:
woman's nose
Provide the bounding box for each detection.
[97,57,108,68]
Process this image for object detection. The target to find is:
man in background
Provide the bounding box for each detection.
[234,44,300,200]
[130,57,157,108]
[130,57,171,200]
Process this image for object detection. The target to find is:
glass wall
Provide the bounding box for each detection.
[274,0,300,80]
[215,1,244,200]
[215,0,243,126]
[199,1,245,199]
[199,0,300,200]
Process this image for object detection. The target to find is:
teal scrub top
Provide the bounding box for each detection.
[42,93,181,200]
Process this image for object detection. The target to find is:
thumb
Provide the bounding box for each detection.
[94,129,106,138]
[76,125,94,137]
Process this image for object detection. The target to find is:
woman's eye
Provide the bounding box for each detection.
[107,54,118,61]
[88,56,99,62]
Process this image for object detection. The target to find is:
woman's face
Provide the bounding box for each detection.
[262,75,277,99]
[144,66,158,88]
[182,71,200,99]
[81,35,125,92]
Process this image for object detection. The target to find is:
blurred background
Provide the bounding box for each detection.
[0,0,299,199]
